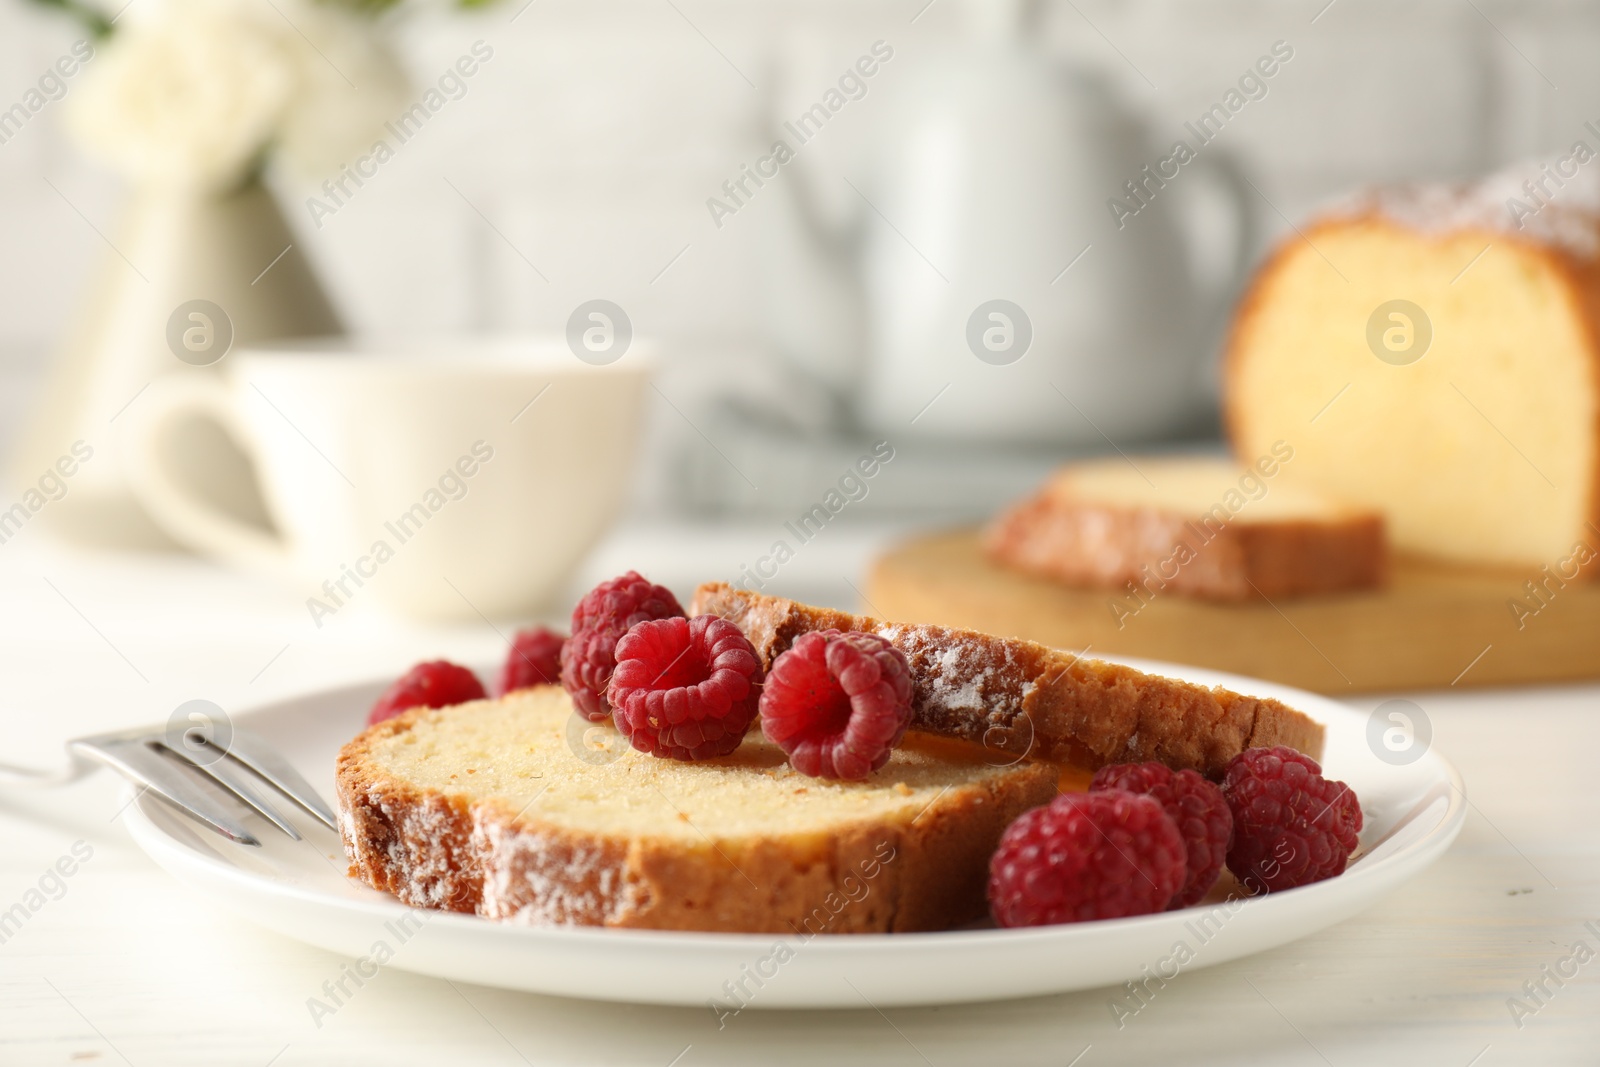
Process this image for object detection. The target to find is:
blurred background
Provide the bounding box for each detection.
[0,0,1590,611]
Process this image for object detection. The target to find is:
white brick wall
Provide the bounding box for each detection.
[1,0,1596,509]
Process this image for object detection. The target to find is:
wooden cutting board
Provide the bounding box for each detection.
[864,529,1600,694]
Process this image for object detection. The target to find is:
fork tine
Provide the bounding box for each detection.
[69,738,260,846]
[217,729,337,832]
[177,750,303,841]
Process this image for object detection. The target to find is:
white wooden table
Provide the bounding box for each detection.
[0,529,1596,1066]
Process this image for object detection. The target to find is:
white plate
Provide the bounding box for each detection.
[122,658,1464,1009]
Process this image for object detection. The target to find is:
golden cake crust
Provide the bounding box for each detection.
[691,583,1324,775]
[336,691,1058,933]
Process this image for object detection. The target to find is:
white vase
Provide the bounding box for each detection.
[9,178,342,549]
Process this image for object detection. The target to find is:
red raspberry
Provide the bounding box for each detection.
[498,626,566,695]
[1222,745,1363,894]
[367,660,487,726]
[561,572,685,722]
[758,630,913,780]
[1091,762,1233,908]
[989,792,1186,927]
[607,615,762,760]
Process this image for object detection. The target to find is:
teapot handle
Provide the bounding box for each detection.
[1180,146,1264,321]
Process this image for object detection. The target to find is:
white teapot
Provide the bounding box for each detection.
[762,0,1259,445]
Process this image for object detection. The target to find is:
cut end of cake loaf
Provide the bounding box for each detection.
[1225,197,1600,577]
[336,686,1056,933]
[691,583,1324,776]
[984,455,1387,600]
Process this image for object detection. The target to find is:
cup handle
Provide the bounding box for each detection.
[122,375,293,572]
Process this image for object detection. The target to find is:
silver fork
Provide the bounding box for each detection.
[0,724,336,847]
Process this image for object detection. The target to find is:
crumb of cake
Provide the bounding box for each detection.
[893,782,913,796]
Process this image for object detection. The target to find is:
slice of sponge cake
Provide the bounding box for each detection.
[691,583,1324,775]
[337,685,1057,932]
[984,455,1386,600]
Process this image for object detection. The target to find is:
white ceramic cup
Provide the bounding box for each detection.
[122,336,650,622]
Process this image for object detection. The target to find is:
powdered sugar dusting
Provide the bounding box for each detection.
[1323,162,1600,257]
[477,820,646,926]
[340,781,650,926]
[874,624,1027,739]
[381,792,476,910]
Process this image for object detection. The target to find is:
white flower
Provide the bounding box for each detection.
[66,0,408,191]
[67,0,292,190]
[268,3,410,182]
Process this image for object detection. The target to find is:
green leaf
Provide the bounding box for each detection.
[25,0,114,37]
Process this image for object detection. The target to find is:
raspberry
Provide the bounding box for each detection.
[1222,745,1363,894]
[1091,762,1233,908]
[758,630,914,780]
[607,615,762,760]
[561,572,685,722]
[498,626,566,695]
[988,792,1186,927]
[367,660,487,726]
